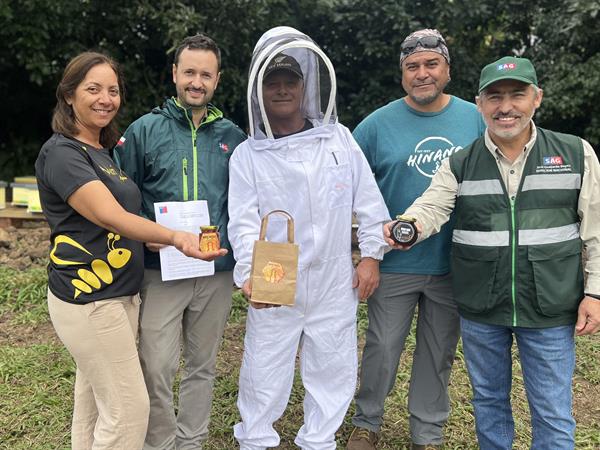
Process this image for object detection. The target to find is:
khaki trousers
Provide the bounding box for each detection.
[138,269,233,450]
[48,290,149,450]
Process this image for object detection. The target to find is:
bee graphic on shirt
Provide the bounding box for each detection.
[50,233,132,299]
[98,163,129,182]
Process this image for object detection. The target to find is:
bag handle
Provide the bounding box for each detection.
[258,210,295,243]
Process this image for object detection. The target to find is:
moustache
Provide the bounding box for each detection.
[492,112,521,120]
[413,82,434,87]
[186,87,207,94]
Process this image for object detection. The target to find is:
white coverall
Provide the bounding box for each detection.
[229,118,390,449]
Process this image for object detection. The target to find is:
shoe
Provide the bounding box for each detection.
[411,444,440,450]
[346,426,379,450]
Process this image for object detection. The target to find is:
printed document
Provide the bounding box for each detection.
[153,200,214,281]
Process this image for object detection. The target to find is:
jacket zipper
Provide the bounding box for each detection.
[510,197,517,326]
[182,158,188,201]
[182,109,199,201]
[177,101,200,201]
[191,126,198,200]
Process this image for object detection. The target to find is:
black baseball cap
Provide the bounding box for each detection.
[264,53,303,79]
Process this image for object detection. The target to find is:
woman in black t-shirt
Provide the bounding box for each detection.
[35,52,227,450]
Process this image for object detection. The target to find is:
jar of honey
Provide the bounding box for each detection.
[390,215,418,246]
[199,226,220,252]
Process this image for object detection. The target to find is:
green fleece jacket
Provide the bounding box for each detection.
[114,98,246,271]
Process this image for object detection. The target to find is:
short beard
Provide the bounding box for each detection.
[409,91,441,106]
[180,96,209,109]
[491,120,531,141]
[488,110,535,141]
[408,79,447,106]
[176,86,212,110]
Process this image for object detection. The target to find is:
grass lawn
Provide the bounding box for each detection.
[1,267,598,449]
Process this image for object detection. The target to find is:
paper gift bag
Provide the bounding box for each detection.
[250,210,299,306]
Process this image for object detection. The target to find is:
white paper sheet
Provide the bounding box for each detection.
[153,200,215,281]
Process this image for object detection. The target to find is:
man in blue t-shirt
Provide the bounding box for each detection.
[346,29,485,450]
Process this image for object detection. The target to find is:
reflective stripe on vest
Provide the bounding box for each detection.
[453,223,580,247]
[457,179,504,196]
[452,230,510,246]
[521,173,581,191]
[518,223,580,245]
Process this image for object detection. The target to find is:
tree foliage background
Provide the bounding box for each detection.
[1,0,599,180]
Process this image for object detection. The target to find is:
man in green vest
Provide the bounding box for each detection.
[384,56,600,449]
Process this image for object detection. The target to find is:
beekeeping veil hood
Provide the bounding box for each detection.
[248,26,337,139]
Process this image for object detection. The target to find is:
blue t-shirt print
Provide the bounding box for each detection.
[353,96,486,275]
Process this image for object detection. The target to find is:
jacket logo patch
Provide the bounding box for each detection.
[543,156,563,165]
[219,142,229,152]
[536,155,571,174]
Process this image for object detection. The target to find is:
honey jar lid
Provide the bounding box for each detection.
[395,214,416,223]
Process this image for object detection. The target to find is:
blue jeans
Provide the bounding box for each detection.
[460,318,575,450]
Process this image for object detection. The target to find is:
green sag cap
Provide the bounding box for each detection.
[478,56,538,93]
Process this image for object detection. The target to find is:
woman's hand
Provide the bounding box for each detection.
[172,230,228,261]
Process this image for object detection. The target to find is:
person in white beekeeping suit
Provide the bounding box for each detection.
[227,26,391,450]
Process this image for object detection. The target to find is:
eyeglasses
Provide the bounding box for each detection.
[401,36,446,54]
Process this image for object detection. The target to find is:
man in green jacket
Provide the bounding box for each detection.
[385,56,600,449]
[114,34,246,450]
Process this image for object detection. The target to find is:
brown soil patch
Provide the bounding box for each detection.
[573,377,600,428]
[0,311,60,346]
[0,222,53,346]
[216,321,246,374]
[0,221,50,270]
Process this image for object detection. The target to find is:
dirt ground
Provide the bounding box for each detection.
[0,221,50,271]
[0,221,55,344]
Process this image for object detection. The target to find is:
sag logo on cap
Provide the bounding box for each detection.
[497,63,516,71]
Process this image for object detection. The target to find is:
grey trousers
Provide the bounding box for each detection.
[352,273,460,445]
[139,269,233,450]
